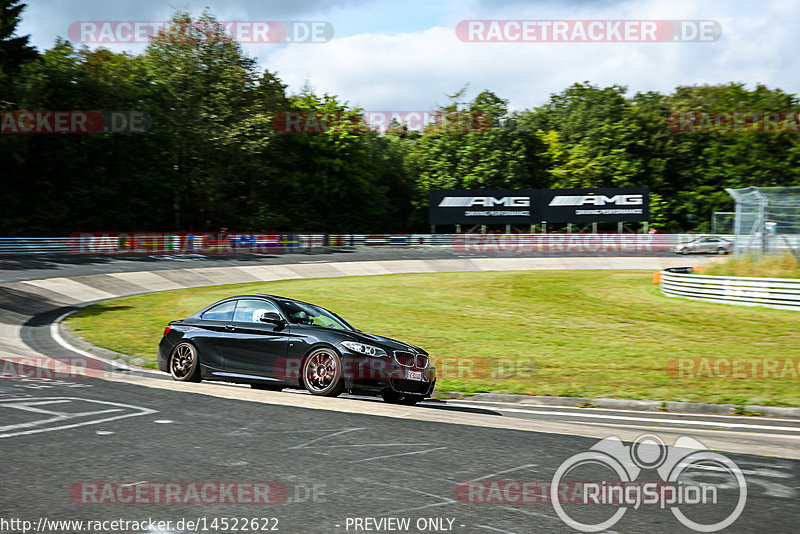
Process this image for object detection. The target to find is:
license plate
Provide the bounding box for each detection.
[405,370,423,381]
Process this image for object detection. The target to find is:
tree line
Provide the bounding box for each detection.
[2,4,799,236]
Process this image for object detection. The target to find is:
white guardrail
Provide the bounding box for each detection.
[660,270,800,311]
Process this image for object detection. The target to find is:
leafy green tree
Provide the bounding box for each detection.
[0,0,36,105]
[144,10,264,230]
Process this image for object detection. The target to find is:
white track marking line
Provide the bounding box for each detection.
[0,397,156,438]
[478,526,519,534]
[449,399,800,422]
[499,505,565,523]
[288,427,366,449]
[354,478,456,516]
[444,403,800,433]
[471,464,539,482]
[51,310,163,376]
[1,408,123,432]
[302,443,432,449]
[350,446,447,463]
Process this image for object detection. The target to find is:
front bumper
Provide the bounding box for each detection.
[341,353,436,397]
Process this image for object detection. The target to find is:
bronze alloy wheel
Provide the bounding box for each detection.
[302,347,345,397]
[170,342,201,382]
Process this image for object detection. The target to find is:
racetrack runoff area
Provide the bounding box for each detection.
[3,254,800,534]
[66,266,799,408]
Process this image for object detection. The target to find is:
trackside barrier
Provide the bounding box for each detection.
[660,270,800,311]
[0,237,71,254]
[0,233,727,255]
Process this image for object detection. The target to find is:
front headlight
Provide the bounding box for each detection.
[340,341,388,358]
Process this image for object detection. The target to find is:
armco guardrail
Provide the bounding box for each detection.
[0,233,717,256]
[0,237,71,254]
[660,270,800,311]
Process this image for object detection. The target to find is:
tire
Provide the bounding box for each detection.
[251,383,283,391]
[680,248,689,255]
[381,389,424,406]
[302,347,345,397]
[169,342,201,382]
[717,247,728,255]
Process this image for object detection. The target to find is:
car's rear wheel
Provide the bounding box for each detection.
[169,342,201,382]
[302,347,344,397]
[717,247,728,255]
[381,389,424,405]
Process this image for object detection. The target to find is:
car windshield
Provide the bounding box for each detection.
[276,300,354,331]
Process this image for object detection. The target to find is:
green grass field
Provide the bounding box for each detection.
[65,270,800,407]
[699,253,800,278]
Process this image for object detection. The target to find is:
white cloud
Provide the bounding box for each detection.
[265,0,800,111]
[15,0,800,111]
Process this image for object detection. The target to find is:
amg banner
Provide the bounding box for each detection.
[429,188,650,224]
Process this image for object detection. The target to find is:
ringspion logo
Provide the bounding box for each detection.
[550,435,746,532]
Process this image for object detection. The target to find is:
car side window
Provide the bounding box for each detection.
[201,301,236,321]
[233,299,281,323]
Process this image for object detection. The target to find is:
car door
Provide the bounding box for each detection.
[215,298,292,378]
[703,237,720,252]
[185,300,237,370]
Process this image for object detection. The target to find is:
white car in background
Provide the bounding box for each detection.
[675,236,734,255]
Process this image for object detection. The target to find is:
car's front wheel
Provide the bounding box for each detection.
[169,342,201,382]
[302,347,345,397]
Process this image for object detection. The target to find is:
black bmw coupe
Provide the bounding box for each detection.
[157,294,436,404]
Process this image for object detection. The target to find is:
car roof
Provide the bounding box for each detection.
[194,294,315,315]
[231,294,317,307]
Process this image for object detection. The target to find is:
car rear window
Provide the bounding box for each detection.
[201,300,236,321]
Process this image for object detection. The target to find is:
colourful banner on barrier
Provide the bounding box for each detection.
[68,233,285,254]
[66,232,678,254]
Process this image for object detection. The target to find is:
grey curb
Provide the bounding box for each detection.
[438,392,800,419]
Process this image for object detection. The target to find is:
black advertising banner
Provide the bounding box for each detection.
[428,189,536,225]
[429,188,650,224]
[537,187,650,223]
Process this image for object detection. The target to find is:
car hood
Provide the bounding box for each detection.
[341,330,427,355]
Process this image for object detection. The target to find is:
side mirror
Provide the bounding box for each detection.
[259,312,286,326]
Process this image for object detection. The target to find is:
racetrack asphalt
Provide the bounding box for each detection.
[1,251,797,533]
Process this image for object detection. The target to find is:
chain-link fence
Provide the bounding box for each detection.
[725,186,800,258]
[712,211,735,235]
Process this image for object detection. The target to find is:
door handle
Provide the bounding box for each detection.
[225,325,236,332]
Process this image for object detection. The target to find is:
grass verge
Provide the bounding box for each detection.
[65,270,800,406]
[699,253,800,278]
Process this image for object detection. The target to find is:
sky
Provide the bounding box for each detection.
[16,0,800,112]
